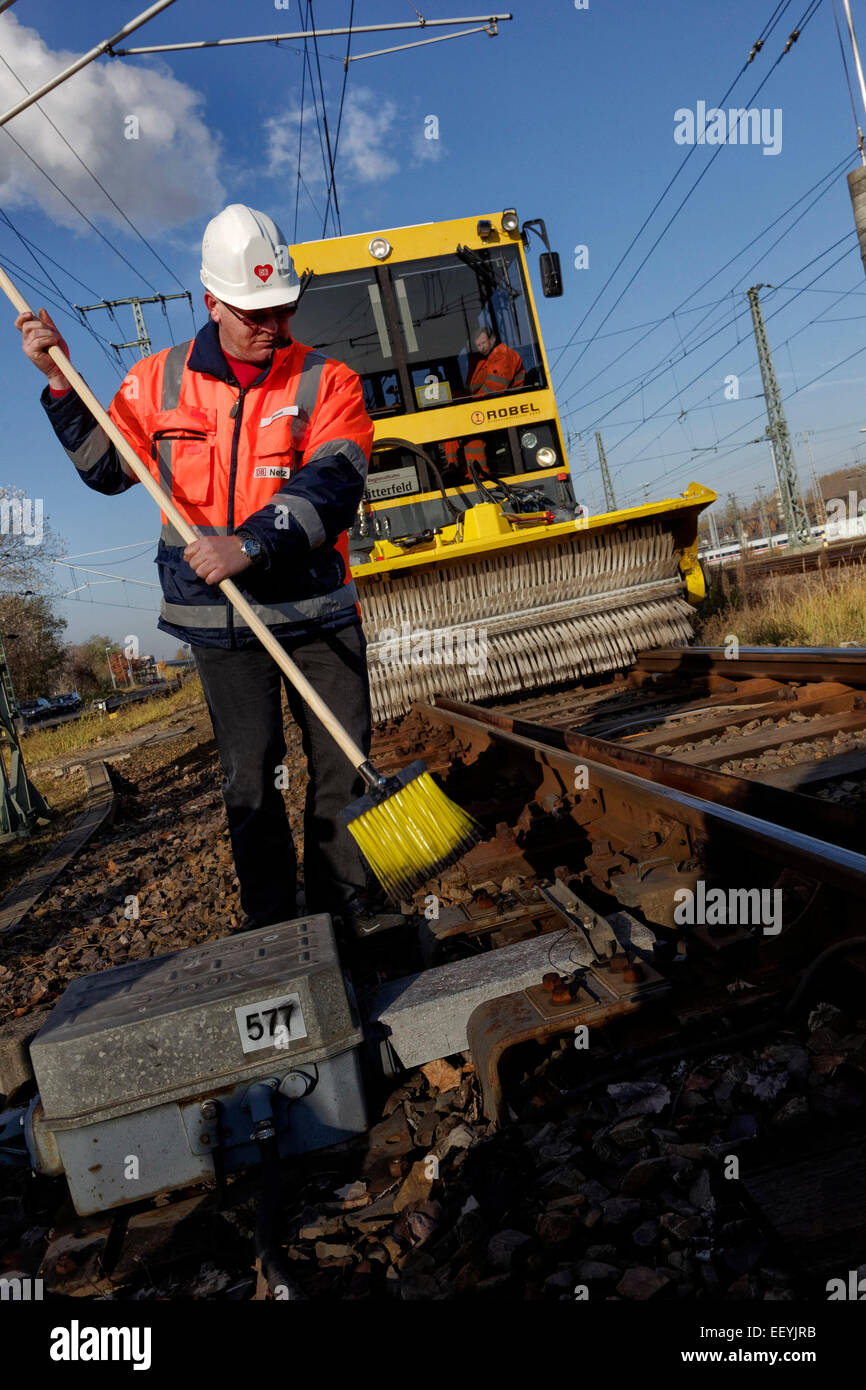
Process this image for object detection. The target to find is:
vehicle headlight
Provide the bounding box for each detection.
[368,237,392,261]
[536,446,557,466]
[521,432,538,449]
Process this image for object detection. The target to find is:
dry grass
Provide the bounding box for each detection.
[21,676,204,765]
[697,565,866,647]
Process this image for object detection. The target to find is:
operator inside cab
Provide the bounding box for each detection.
[442,325,526,481]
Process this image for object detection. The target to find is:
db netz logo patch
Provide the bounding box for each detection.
[254,465,293,478]
[471,401,542,426]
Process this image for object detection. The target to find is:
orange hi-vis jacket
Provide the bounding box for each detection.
[468,342,526,397]
[443,342,527,472]
[42,321,374,648]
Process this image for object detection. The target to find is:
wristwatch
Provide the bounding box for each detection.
[237,533,264,565]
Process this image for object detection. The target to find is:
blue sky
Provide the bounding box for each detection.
[1,0,865,655]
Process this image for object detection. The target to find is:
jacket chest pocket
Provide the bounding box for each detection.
[149,409,217,507]
[252,413,300,483]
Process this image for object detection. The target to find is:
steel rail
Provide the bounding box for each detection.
[419,701,866,899]
[633,646,866,685]
[426,696,864,853]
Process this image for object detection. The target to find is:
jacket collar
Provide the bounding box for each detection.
[186,319,295,386]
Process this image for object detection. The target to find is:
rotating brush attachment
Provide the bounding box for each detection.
[343,759,480,901]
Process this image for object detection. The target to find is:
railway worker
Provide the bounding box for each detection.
[15,203,390,937]
[443,326,526,477]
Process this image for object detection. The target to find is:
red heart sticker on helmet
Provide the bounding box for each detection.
[253,264,273,282]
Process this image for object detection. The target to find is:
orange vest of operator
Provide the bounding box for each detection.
[468,342,526,397]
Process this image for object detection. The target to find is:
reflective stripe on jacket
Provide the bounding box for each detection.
[41,320,374,648]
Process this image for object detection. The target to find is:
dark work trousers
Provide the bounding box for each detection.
[193,621,372,927]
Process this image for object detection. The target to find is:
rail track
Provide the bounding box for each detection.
[2,646,866,1300]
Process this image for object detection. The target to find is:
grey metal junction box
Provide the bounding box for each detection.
[29,915,367,1215]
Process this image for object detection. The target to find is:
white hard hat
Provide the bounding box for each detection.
[200,204,300,310]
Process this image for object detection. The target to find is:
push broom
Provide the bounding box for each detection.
[0,265,478,901]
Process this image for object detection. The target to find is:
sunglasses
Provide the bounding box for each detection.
[222,300,297,329]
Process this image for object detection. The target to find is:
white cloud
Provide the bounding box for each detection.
[339,89,399,182]
[410,127,444,165]
[266,85,400,188]
[0,13,224,232]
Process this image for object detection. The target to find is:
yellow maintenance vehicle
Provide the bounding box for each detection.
[289,212,714,720]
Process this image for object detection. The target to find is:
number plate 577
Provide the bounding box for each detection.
[234,992,307,1054]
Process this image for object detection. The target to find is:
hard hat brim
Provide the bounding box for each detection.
[200,272,301,312]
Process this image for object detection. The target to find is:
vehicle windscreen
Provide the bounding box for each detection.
[290,244,545,418]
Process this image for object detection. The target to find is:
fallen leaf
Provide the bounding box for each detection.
[421,1058,462,1093]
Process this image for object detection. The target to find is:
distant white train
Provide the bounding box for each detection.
[699,524,826,565]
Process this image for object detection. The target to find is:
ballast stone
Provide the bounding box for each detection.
[366,932,585,1069]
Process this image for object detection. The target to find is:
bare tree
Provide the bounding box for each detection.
[0,594,67,699]
[0,484,65,596]
[67,635,116,697]
[0,485,69,699]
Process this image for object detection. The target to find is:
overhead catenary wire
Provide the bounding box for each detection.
[298,0,337,230]
[569,187,861,430]
[0,122,162,291]
[63,541,156,559]
[635,330,866,498]
[566,148,860,411]
[321,0,355,239]
[292,18,309,243]
[556,142,855,409]
[552,0,826,398]
[549,0,799,384]
[57,592,159,612]
[0,0,179,127]
[832,0,865,155]
[0,205,125,375]
[51,560,160,588]
[573,231,857,452]
[307,1,341,237]
[0,50,188,292]
[592,235,864,497]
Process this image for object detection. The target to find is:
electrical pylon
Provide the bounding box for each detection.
[74,292,192,359]
[594,431,617,512]
[747,286,810,547]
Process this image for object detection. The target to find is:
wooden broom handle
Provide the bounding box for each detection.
[0,264,369,774]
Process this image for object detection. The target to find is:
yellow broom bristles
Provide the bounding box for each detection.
[347,771,478,900]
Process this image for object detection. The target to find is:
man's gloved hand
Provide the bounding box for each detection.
[184,535,252,585]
